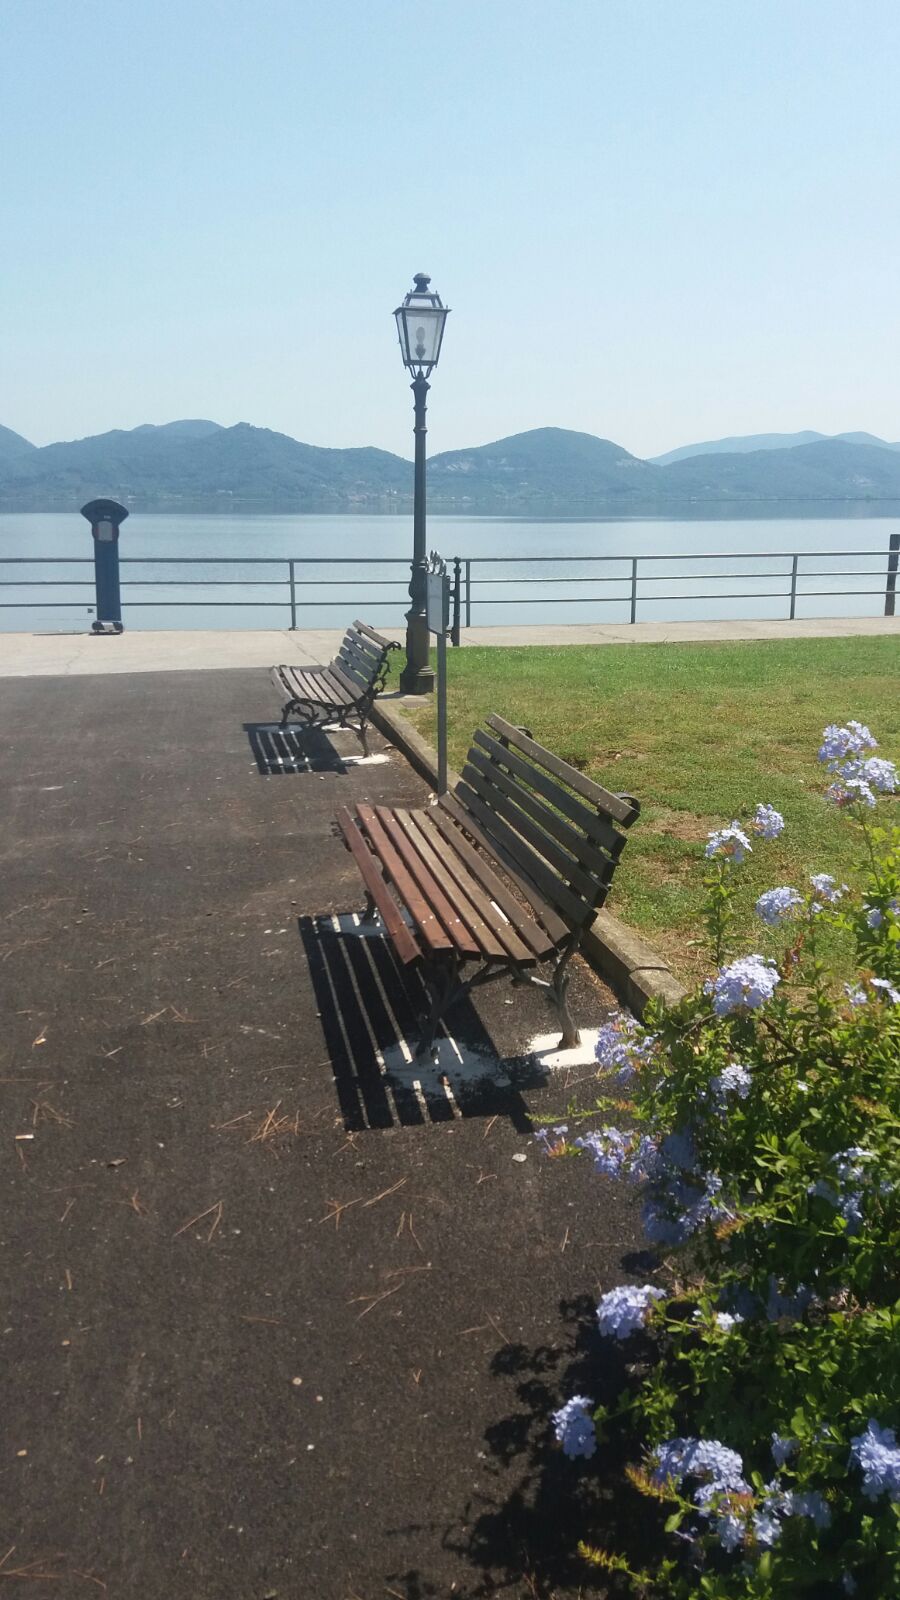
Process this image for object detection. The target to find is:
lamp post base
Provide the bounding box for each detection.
[399,610,435,695]
[399,664,435,695]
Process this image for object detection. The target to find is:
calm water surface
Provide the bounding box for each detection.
[0,512,897,632]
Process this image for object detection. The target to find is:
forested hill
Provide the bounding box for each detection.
[3,419,900,512]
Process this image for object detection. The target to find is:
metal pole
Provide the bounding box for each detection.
[289,560,297,630]
[451,556,461,646]
[436,627,448,794]
[630,557,638,624]
[789,554,799,620]
[885,532,900,617]
[465,559,472,628]
[400,375,435,693]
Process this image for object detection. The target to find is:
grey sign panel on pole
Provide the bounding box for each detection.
[426,554,451,795]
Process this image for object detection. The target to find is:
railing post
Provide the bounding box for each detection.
[465,559,472,628]
[289,560,297,630]
[451,555,461,646]
[885,533,900,617]
[630,557,638,624]
[789,553,799,621]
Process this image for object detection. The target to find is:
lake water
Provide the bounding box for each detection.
[0,511,897,632]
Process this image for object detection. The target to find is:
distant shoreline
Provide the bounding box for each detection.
[3,498,900,520]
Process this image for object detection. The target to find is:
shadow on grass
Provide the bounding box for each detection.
[299,914,545,1133]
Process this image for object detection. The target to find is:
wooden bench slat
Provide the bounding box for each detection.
[409,811,536,964]
[335,644,376,684]
[356,805,455,954]
[341,625,383,662]
[353,620,397,650]
[319,666,358,706]
[430,807,558,956]
[393,808,511,962]
[453,779,597,928]
[276,666,332,707]
[459,764,609,908]
[373,807,482,957]
[439,791,574,943]
[340,632,381,670]
[487,714,639,826]
[471,730,626,855]
[466,745,619,881]
[335,807,420,965]
[329,661,372,699]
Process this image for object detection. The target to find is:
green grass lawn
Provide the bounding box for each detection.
[400,636,900,982]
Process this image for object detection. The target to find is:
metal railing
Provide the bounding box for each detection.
[0,537,898,632]
[452,539,900,629]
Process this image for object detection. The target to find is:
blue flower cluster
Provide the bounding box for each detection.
[819,721,878,763]
[809,872,848,910]
[850,1420,900,1502]
[651,1435,834,1553]
[643,1172,728,1246]
[552,1394,597,1459]
[533,1122,569,1155]
[819,721,897,808]
[705,823,753,864]
[751,802,785,840]
[651,1435,748,1496]
[709,1062,752,1103]
[706,954,780,1016]
[863,897,900,929]
[765,1277,814,1322]
[593,1010,657,1085]
[755,885,803,926]
[845,976,900,1007]
[596,1283,665,1339]
[771,1433,798,1467]
[694,1307,744,1332]
[573,1125,630,1177]
[808,1147,887,1234]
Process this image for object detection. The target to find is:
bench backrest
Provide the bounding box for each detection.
[440,713,639,933]
[331,620,399,699]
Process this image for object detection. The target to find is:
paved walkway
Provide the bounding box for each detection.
[1,668,634,1598]
[1,613,897,676]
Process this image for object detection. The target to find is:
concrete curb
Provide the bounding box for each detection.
[370,695,687,1018]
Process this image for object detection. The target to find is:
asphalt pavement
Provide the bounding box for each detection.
[0,668,642,1599]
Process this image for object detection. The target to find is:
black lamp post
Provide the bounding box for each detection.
[394,273,450,694]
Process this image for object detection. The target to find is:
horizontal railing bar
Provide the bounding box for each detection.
[465,588,890,605]
[454,550,889,564]
[0,549,890,565]
[0,571,884,590]
[469,572,793,586]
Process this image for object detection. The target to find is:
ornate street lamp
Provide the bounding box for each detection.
[394,273,450,693]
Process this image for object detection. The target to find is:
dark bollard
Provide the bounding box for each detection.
[80,499,128,634]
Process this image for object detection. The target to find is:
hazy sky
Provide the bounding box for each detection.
[3,0,899,459]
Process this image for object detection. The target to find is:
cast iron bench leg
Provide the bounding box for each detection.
[550,937,581,1050]
[417,953,460,1061]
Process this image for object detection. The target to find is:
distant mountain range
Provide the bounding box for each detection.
[651,430,900,465]
[3,419,900,514]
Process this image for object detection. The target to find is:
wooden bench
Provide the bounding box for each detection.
[272,620,399,758]
[335,714,639,1056]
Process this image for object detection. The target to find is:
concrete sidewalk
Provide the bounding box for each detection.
[0,613,897,675]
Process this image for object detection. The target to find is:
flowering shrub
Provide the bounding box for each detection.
[541,723,900,1596]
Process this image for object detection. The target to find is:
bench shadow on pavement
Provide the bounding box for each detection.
[244,721,349,775]
[299,915,543,1132]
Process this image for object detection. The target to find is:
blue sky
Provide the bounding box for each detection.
[3,0,899,458]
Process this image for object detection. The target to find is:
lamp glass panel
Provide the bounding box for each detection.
[407,305,444,366]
